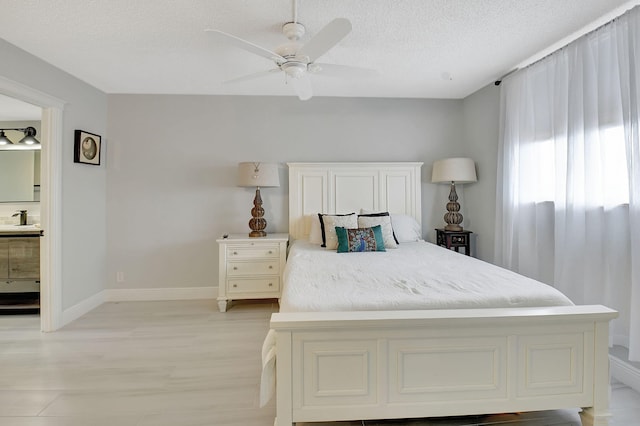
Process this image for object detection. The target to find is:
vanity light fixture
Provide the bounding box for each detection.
[237,162,280,237]
[0,127,41,150]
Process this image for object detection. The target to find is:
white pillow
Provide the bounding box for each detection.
[357,215,398,248]
[308,214,323,245]
[391,214,422,242]
[319,213,357,250]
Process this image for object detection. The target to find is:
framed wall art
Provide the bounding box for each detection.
[74,130,101,165]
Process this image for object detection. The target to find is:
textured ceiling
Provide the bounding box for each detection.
[0,0,637,101]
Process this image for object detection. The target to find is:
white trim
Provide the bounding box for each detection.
[59,287,218,325]
[61,290,107,326]
[611,355,640,394]
[0,75,65,110]
[39,107,64,331]
[0,76,65,332]
[105,287,218,302]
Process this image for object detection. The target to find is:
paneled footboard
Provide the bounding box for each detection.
[270,305,617,426]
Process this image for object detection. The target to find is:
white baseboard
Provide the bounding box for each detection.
[60,287,218,326]
[61,290,106,327]
[105,286,218,302]
[611,354,640,393]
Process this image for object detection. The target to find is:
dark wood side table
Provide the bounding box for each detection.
[435,229,472,256]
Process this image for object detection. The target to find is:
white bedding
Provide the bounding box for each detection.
[279,240,573,313]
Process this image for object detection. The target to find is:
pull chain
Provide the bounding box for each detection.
[252,162,261,179]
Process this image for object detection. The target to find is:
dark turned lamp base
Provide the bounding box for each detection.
[248,187,268,237]
[443,182,464,231]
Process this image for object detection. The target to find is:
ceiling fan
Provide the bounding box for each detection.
[205,1,376,101]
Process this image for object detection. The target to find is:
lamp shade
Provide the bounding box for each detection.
[237,162,280,188]
[431,157,477,183]
[18,127,40,146]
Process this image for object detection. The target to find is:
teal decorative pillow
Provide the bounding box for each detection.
[335,225,386,253]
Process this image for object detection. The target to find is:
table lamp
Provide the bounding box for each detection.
[431,157,477,231]
[237,162,280,237]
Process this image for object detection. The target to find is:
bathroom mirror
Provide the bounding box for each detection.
[0,112,42,203]
[0,150,40,202]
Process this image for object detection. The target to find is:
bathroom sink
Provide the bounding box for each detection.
[0,224,41,233]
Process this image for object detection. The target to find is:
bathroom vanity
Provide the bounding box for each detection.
[0,225,41,313]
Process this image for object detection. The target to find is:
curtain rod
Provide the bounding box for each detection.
[494,68,519,86]
[494,1,639,86]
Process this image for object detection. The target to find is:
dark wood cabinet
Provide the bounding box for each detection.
[0,234,40,314]
[435,228,472,256]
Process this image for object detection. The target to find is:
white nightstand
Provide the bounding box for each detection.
[216,233,288,312]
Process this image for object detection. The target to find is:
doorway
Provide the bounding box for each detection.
[0,76,64,332]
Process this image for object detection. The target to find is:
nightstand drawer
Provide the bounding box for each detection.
[227,245,280,259]
[450,235,468,245]
[227,260,279,276]
[228,278,280,294]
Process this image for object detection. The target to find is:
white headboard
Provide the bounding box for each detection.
[288,162,423,240]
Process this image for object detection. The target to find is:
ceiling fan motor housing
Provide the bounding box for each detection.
[282,22,305,40]
[275,41,303,58]
[275,30,309,79]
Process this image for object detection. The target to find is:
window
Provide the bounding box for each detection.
[519,125,629,207]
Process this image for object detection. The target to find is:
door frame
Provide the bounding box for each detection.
[0,75,64,331]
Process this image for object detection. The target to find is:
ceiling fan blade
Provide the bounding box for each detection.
[205,29,285,62]
[298,18,352,62]
[291,74,313,101]
[312,63,379,79]
[223,69,280,85]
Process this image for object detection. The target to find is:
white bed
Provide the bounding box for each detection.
[267,162,617,426]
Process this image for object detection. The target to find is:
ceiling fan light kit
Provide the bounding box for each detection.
[281,61,307,79]
[206,1,375,101]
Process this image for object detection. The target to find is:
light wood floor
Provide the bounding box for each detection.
[1,300,639,426]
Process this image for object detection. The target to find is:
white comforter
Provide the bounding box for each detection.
[279,240,573,313]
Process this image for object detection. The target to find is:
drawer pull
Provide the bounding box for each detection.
[268,282,273,287]
[233,251,238,255]
[268,265,273,269]
[233,284,237,288]
[268,250,273,254]
[233,266,238,270]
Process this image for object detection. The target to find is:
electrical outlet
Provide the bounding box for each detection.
[116,271,124,283]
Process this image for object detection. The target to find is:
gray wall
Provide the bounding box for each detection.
[0,39,108,310]
[106,95,465,290]
[0,32,503,304]
[462,84,501,262]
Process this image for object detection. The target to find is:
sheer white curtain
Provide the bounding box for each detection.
[495,6,640,360]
